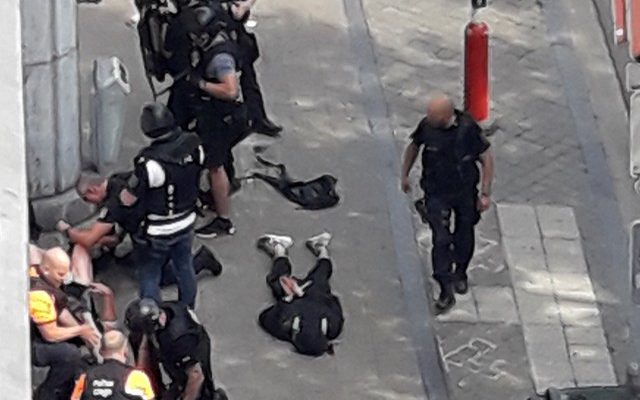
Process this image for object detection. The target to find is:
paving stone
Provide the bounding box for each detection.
[558,300,602,327]
[497,203,540,238]
[513,288,561,325]
[568,343,613,363]
[572,360,618,387]
[502,236,547,272]
[472,286,520,324]
[564,326,608,347]
[550,272,596,303]
[543,238,588,274]
[536,205,580,239]
[435,290,478,323]
[510,265,554,295]
[522,324,575,392]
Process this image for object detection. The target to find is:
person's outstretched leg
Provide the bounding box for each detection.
[257,234,294,299]
[304,232,333,294]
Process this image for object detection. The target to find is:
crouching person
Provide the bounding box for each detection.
[30,247,100,400]
[71,330,155,400]
[125,299,228,400]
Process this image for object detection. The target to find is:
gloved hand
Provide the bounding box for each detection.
[187,71,205,90]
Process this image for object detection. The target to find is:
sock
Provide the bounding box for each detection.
[274,243,286,258]
[317,246,329,259]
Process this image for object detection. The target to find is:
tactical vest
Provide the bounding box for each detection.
[104,172,145,235]
[159,301,203,343]
[81,360,139,400]
[135,131,203,236]
[30,273,68,343]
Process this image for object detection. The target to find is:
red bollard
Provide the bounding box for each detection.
[464,21,489,123]
[630,0,640,60]
[612,0,626,44]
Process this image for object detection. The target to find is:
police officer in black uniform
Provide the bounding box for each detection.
[256,232,344,356]
[71,330,156,400]
[223,0,282,137]
[127,102,205,308]
[64,172,222,286]
[186,5,247,238]
[401,94,494,314]
[125,298,228,400]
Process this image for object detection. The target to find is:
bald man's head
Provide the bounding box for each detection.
[40,247,71,288]
[426,93,455,128]
[101,330,128,358]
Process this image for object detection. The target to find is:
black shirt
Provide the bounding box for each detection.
[97,172,144,235]
[411,110,490,196]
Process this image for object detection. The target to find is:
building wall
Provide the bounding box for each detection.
[0,0,32,397]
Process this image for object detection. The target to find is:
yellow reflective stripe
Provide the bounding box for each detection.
[70,373,86,400]
[124,370,155,400]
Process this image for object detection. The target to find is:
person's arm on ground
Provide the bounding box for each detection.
[231,0,257,20]
[478,148,494,212]
[182,363,205,400]
[401,142,419,193]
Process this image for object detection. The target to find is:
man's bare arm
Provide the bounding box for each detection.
[200,74,239,101]
[67,222,114,249]
[182,363,205,400]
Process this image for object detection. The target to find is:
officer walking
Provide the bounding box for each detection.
[71,330,155,400]
[125,299,228,400]
[187,5,247,238]
[127,103,205,308]
[256,232,344,356]
[401,94,494,314]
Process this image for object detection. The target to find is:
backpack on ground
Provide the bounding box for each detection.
[247,156,340,210]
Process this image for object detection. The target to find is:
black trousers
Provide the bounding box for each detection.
[32,341,85,400]
[424,191,480,286]
[266,257,333,300]
[241,62,268,124]
[167,80,199,131]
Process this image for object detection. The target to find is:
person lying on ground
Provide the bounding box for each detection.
[256,232,344,356]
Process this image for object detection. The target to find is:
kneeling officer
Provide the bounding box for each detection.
[125,299,228,400]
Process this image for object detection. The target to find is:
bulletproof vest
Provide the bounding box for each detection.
[134,130,202,220]
[159,301,203,343]
[81,360,137,400]
[104,172,145,234]
[30,274,68,343]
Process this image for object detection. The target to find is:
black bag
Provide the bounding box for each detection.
[249,156,340,210]
[135,0,174,95]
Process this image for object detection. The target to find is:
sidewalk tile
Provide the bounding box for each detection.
[568,344,613,363]
[564,326,608,347]
[550,272,597,302]
[503,236,547,271]
[513,288,560,325]
[497,203,540,238]
[536,205,580,239]
[510,266,554,295]
[523,324,575,392]
[572,360,618,387]
[473,286,520,324]
[436,292,479,323]
[558,300,602,327]
[544,238,588,274]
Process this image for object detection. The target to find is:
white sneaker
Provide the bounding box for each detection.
[257,234,294,257]
[305,232,332,256]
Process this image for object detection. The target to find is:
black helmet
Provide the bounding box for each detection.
[124,298,161,334]
[140,102,175,138]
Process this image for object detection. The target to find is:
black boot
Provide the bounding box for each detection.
[453,268,469,295]
[253,118,283,137]
[435,284,456,315]
[193,246,223,276]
